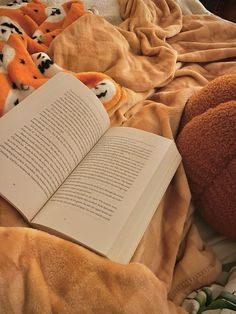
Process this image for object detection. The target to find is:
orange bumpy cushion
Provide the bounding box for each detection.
[177,74,236,239]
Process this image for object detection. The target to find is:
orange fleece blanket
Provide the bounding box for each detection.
[0,0,236,313]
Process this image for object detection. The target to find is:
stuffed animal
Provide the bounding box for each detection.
[177,74,236,239]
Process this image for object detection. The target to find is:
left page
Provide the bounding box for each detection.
[0,73,110,221]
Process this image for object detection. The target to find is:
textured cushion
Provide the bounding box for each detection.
[177,74,236,238]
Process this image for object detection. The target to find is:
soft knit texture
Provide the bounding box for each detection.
[177,74,236,239]
[180,74,236,127]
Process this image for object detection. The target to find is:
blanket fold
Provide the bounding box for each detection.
[0,226,188,314]
[49,13,179,92]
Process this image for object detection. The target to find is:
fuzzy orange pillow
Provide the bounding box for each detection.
[177,74,236,239]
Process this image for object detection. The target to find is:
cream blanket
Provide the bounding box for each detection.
[1,0,236,313]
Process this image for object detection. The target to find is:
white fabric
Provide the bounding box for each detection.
[194,213,236,265]
[83,0,211,26]
[175,0,211,15]
[84,0,122,24]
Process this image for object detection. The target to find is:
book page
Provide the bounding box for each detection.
[0,73,109,220]
[32,127,173,256]
[107,142,180,263]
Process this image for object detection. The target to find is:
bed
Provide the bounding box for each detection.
[0,0,235,313]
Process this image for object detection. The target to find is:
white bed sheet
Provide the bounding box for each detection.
[83,0,211,25]
[195,212,236,265]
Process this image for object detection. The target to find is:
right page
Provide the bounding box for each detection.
[32,127,181,262]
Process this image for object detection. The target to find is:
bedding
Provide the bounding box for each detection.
[183,262,236,313]
[182,214,236,313]
[0,0,235,313]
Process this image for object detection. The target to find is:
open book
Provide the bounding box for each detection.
[0,73,181,264]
